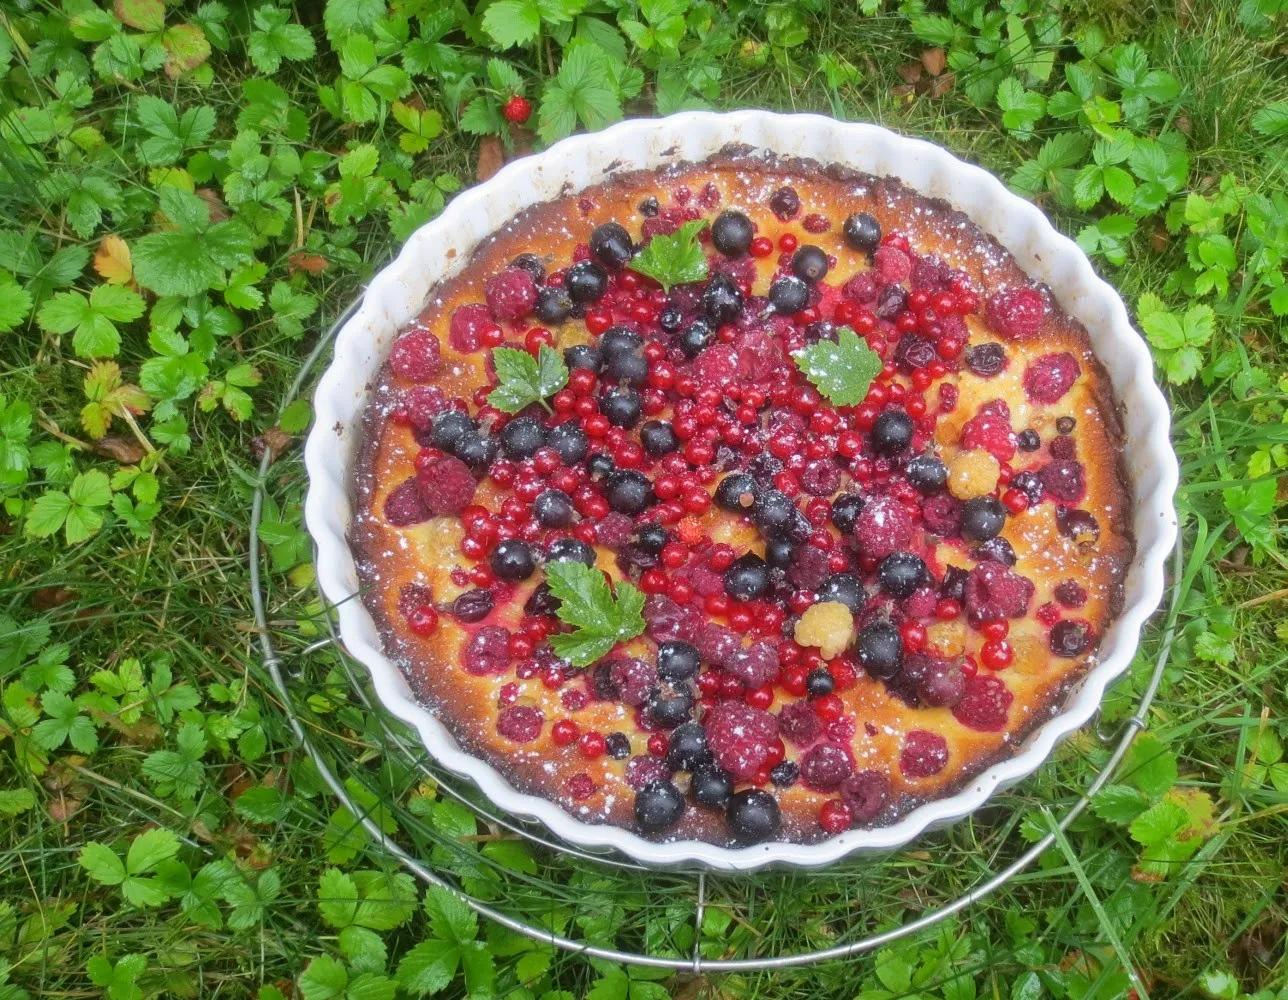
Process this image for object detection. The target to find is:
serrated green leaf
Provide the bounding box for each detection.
[543,562,646,667]
[792,327,883,407]
[487,345,568,413]
[628,219,706,291]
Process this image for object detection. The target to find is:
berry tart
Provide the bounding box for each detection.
[349,152,1133,847]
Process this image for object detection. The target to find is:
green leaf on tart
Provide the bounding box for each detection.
[487,345,568,413]
[791,326,883,407]
[627,219,708,292]
[543,561,646,668]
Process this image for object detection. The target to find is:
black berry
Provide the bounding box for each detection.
[564,343,602,371]
[600,387,642,428]
[606,732,631,759]
[604,469,655,515]
[657,641,700,681]
[1016,429,1041,452]
[769,761,799,787]
[877,551,927,598]
[635,523,669,555]
[715,472,759,512]
[870,409,914,456]
[703,273,744,326]
[545,537,596,566]
[857,621,903,679]
[678,320,714,358]
[726,788,781,843]
[818,572,863,612]
[599,325,643,358]
[490,539,536,581]
[658,304,683,332]
[451,588,494,622]
[791,245,829,283]
[906,454,947,494]
[961,497,1006,542]
[692,767,733,808]
[640,419,679,457]
[724,553,770,601]
[590,222,634,269]
[510,252,546,284]
[806,667,835,697]
[711,210,754,257]
[635,780,685,833]
[565,260,608,304]
[765,537,795,568]
[547,420,589,465]
[1050,619,1091,657]
[499,416,545,460]
[430,411,475,451]
[648,685,694,729]
[830,493,866,533]
[605,350,648,386]
[586,452,615,479]
[535,285,573,324]
[667,721,709,771]
[533,489,575,528]
[769,275,810,314]
[769,187,800,220]
[843,212,881,252]
[753,490,796,535]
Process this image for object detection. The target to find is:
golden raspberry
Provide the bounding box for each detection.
[793,600,855,660]
[947,449,1001,500]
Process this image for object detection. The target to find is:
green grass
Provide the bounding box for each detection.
[2,1,1287,998]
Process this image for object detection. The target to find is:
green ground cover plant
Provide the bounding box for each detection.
[1,0,1286,997]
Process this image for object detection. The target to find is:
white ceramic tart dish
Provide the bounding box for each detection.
[303,111,1179,871]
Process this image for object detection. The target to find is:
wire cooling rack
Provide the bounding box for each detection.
[248,298,1182,973]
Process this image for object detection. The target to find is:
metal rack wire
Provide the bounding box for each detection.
[248,298,1182,972]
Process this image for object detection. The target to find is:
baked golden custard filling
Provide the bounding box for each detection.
[351,154,1133,846]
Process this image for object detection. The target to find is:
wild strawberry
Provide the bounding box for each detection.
[502,94,532,124]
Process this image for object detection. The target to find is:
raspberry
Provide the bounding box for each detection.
[900,730,948,777]
[777,700,822,747]
[625,755,670,789]
[842,272,878,303]
[903,586,937,619]
[952,674,1013,731]
[402,386,450,434]
[688,564,726,597]
[643,595,696,643]
[734,331,789,387]
[959,399,1016,462]
[415,453,477,516]
[799,743,855,790]
[947,449,1001,500]
[608,658,657,706]
[985,286,1046,340]
[1039,460,1086,502]
[964,561,1035,623]
[463,625,511,675]
[1049,435,1076,460]
[873,246,912,285]
[921,494,961,537]
[397,583,435,620]
[1054,580,1088,608]
[449,303,494,352]
[705,702,780,780]
[496,705,544,742]
[801,458,842,497]
[1023,352,1080,403]
[793,600,856,660]
[911,254,950,290]
[839,769,890,823]
[383,477,430,525]
[694,623,741,669]
[484,267,537,321]
[787,544,832,591]
[726,641,780,688]
[854,496,914,558]
[389,328,442,382]
[595,512,634,548]
[693,343,739,387]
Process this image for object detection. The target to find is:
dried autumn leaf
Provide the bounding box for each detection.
[162,23,211,78]
[93,235,134,285]
[897,62,923,85]
[920,48,947,76]
[31,586,77,610]
[114,0,164,31]
[476,135,504,182]
[288,252,328,276]
[250,427,293,465]
[929,72,956,98]
[196,188,229,222]
[94,435,148,464]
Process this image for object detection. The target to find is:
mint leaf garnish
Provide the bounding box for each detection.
[627,219,708,292]
[487,345,568,413]
[544,562,646,668]
[791,327,883,407]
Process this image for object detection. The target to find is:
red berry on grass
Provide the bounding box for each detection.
[503,94,532,124]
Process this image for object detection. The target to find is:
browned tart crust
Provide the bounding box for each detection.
[350,153,1133,847]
